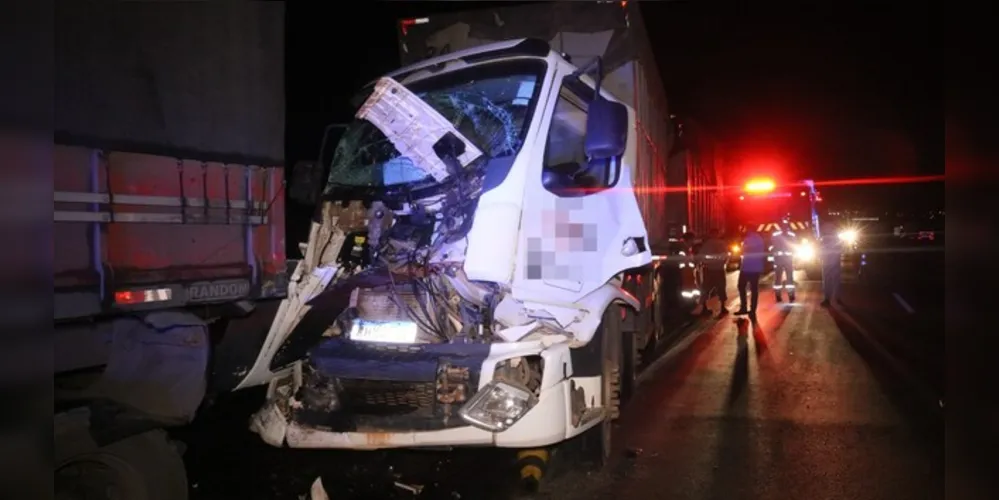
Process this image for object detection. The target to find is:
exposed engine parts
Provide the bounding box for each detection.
[494,356,544,395]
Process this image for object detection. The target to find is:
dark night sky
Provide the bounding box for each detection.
[286,1,941,218]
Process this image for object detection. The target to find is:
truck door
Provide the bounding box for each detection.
[512,65,651,304]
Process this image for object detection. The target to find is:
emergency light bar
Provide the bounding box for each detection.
[744,178,775,193]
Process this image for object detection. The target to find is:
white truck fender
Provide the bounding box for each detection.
[564,282,639,344]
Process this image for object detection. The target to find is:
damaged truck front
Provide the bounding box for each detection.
[241,38,652,461]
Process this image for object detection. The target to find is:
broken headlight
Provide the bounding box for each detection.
[458,380,538,432]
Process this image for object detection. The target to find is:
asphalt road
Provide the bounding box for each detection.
[838,237,944,402]
[185,259,944,500]
[536,272,943,500]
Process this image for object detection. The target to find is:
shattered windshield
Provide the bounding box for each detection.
[325,59,547,190]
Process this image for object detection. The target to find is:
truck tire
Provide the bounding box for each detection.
[621,318,637,403]
[582,306,624,468]
[55,429,188,500]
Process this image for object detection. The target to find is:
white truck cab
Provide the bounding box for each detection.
[243,38,651,460]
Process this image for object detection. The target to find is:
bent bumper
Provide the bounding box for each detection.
[251,378,576,450]
[249,338,601,450]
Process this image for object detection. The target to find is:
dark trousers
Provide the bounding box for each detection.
[737,271,761,312]
[701,267,728,305]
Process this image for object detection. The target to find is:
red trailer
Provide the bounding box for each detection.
[53,2,286,498]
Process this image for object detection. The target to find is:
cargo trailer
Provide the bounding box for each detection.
[53,2,286,498]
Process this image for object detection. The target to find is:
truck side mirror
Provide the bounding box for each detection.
[584,95,628,160]
[288,160,324,206]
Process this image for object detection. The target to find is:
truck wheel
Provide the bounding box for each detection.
[620,319,637,403]
[584,307,624,467]
[56,429,188,500]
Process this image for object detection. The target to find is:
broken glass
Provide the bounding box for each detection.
[325,59,547,190]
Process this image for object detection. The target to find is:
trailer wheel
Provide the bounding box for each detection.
[55,429,188,500]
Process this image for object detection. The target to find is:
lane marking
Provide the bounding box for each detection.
[892,292,915,314]
[832,306,941,415]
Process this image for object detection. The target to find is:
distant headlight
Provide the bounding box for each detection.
[795,242,816,261]
[838,229,859,244]
[730,244,741,254]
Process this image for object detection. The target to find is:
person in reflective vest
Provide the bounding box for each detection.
[819,222,843,306]
[736,228,766,319]
[770,220,798,302]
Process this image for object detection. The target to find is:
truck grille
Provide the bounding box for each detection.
[338,379,436,415]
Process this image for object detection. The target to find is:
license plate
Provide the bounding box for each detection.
[349,320,418,344]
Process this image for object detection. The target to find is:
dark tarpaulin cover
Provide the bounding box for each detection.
[55,0,285,165]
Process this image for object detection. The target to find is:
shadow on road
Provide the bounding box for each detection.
[728,323,750,406]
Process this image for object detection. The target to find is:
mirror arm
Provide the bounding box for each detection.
[569,55,604,88]
[592,58,603,96]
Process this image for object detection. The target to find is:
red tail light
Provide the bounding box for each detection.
[114,287,172,305]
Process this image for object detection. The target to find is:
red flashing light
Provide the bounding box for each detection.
[744,178,775,193]
[800,191,807,196]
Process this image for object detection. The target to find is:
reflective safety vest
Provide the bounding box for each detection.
[771,230,797,258]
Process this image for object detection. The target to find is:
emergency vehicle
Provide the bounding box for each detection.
[729,177,823,279]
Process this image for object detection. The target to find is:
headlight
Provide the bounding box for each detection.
[730,245,741,254]
[838,229,859,244]
[796,242,815,261]
[348,319,418,344]
[459,380,538,432]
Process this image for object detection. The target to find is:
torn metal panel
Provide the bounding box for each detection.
[356,77,483,182]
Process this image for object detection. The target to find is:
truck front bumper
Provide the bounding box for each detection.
[250,337,600,450]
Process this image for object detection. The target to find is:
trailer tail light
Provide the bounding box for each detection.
[114,288,173,305]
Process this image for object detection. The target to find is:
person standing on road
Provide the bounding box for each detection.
[697,228,729,318]
[770,219,798,303]
[819,222,843,306]
[679,231,701,304]
[735,227,766,319]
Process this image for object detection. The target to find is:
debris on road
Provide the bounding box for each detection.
[393,481,425,495]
